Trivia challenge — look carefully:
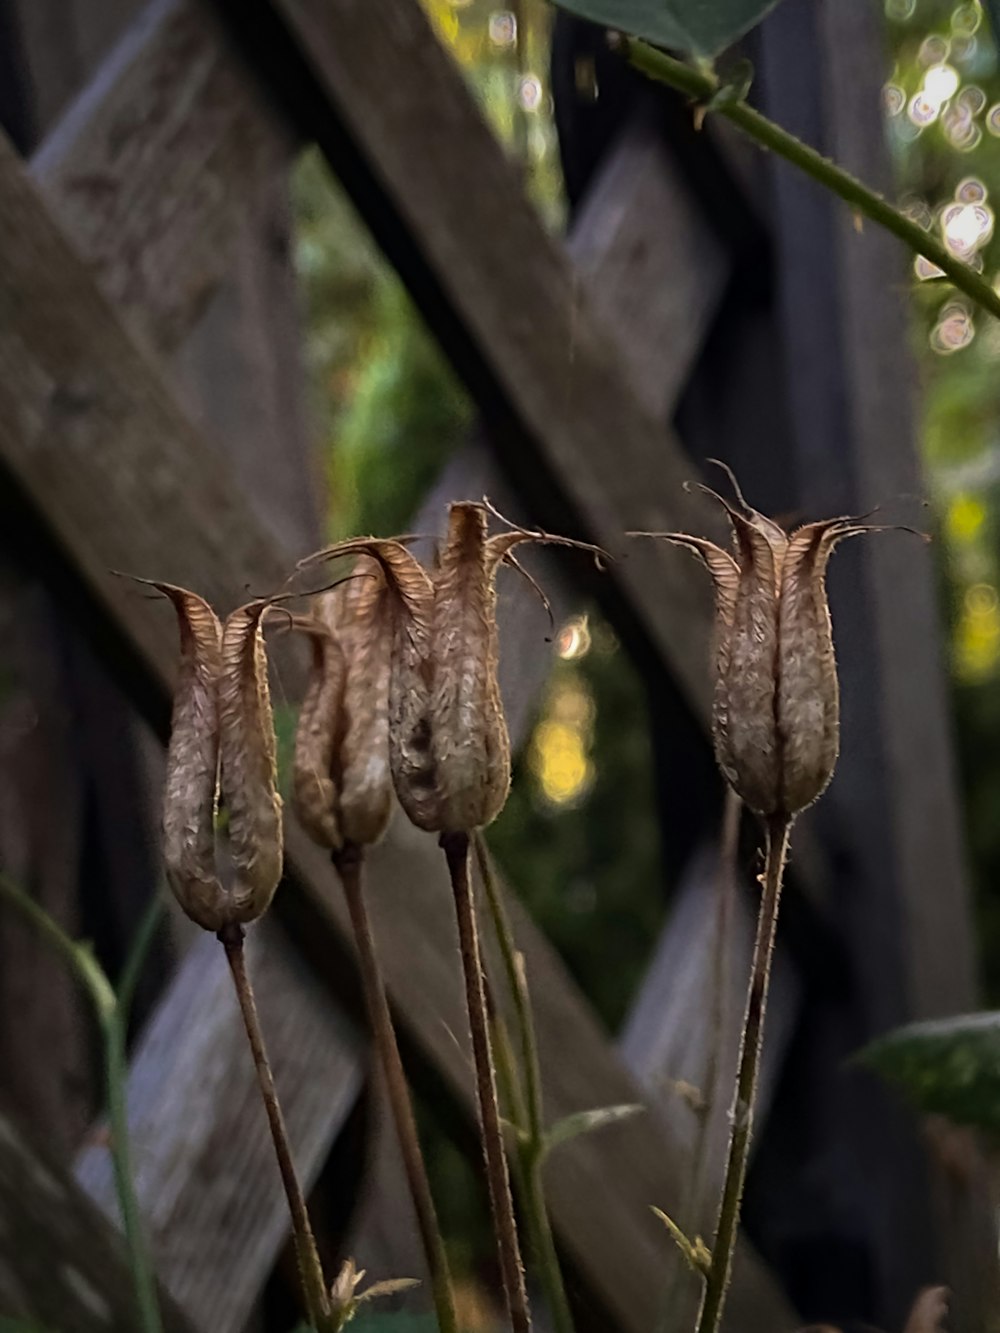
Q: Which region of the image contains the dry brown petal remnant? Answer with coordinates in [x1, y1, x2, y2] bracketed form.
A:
[291, 555, 394, 852]
[155, 583, 282, 932]
[634, 467, 890, 819]
[794, 1285, 949, 1333]
[299, 501, 602, 836]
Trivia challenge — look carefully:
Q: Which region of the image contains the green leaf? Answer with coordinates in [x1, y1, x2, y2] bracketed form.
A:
[857, 1012, 1000, 1133]
[548, 0, 787, 60]
[543, 1102, 643, 1157]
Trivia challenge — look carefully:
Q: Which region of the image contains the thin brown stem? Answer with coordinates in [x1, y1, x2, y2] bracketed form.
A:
[442, 830, 531, 1333]
[219, 924, 331, 1330]
[334, 844, 459, 1333]
[475, 833, 575, 1333]
[689, 792, 741, 1230]
[695, 814, 791, 1333]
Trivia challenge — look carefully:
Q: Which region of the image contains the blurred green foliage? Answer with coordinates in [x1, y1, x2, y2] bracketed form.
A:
[885, 0, 1000, 999]
[859, 1010, 1000, 1133]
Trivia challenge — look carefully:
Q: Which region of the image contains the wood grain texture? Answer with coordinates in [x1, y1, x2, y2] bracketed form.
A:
[76, 924, 364, 1330]
[0, 1110, 193, 1331]
[31, 0, 290, 358]
[0, 127, 792, 1330]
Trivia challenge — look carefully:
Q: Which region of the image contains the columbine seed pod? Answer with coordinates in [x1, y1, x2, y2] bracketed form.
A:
[157, 583, 225, 931]
[298, 502, 598, 836]
[291, 556, 394, 851]
[635, 474, 877, 819]
[218, 600, 284, 924]
[156, 584, 283, 931]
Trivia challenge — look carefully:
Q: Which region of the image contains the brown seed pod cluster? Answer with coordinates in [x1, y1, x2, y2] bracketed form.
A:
[156, 583, 283, 932]
[634, 469, 883, 819]
[298, 502, 601, 836]
[292, 556, 394, 852]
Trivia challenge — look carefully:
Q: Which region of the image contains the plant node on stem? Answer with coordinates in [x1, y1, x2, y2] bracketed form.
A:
[695, 815, 791, 1333]
[332, 842, 459, 1333]
[441, 830, 532, 1333]
[218, 922, 332, 1331]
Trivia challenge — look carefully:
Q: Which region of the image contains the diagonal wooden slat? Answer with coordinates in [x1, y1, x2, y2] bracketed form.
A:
[0, 123, 793, 1331]
[75, 924, 365, 1330]
[0, 1110, 194, 1331]
[30, 0, 290, 359]
[217, 0, 729, 721]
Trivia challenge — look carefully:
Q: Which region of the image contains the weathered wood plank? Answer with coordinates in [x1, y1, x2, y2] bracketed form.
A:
[0, 1110, 194, 1331]
[620, 842, 801, 1330]
[76, 924, 364, 1329]
[31, 0, 290, 359]
[0, 130, 791, 1330]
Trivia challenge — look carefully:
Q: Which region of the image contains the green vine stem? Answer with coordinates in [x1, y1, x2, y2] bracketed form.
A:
[474, 833, 575, 1333]
[333, 843, 459, 1333]
[622, 37, 1000, 324]
[441, 830, 532, 1333]
[219, 923, 333, 1332]
[0, 873, 164, 1333]
[695, 816, 791, 1333]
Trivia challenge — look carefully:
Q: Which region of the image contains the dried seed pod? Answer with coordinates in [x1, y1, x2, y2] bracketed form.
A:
[292, 614, 347, 851]
[634, 473, 880, 818]
[291, 556, 396, 851]
[329, 558, 395, 846]
[151, 580, 286, 931]
[219, 600, 284, 924]
[428, 503, 511, 832]
[157, 584, 226, 931]
[298, 503, 604, 835]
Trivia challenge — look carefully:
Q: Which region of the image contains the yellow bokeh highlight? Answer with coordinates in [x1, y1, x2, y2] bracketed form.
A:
[946, 491, 987, 544]
[956, 582, 1000, 681]
[530, 719, 593, 805]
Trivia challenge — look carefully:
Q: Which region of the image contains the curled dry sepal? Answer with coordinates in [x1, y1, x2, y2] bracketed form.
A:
[327, 1257, 420, 1332]
[152, 582, 283, 932]
[633, 467, 911, 819]
[299, 500, 603, 836]
[292, 555, 394, 853]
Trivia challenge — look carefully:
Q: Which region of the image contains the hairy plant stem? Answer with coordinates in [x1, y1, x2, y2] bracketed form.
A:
[623, 38, 1000, 324]
[219, 923, 332, 1331]
[475, 833, 575, 1333]
[688, 793, 741, 1234]
[333, 844, 459, 1333]
[441, 830, 531, 1333]
[0, 873, 164, 1333]
[695, 815, 791, 1333]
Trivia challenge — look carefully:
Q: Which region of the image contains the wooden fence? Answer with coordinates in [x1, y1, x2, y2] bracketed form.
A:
[0, 0, 988, 1330]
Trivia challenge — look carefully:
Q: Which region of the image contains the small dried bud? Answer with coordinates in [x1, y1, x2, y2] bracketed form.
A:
[328, 1257, 420, 1332]
[291, 557, 394, 851]
[903, 1288, 949, 1333]
[299, 502, 601, 835]
[154, 584, 283, 931]
[634, 470, 883, 819]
